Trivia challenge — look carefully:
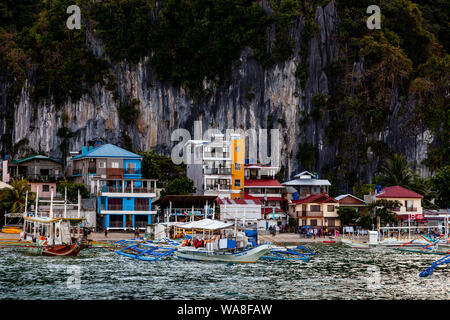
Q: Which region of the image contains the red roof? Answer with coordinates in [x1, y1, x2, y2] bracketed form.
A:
[376, 186, 423, 199]
[291, 193, 338, 204]
[216, 197, 262, 205]
[244, 179, 283, 187]
[262, 207, 285, 214]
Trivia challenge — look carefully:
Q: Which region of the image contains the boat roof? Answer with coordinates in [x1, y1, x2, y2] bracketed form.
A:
[177, 218, 234, 230]
[24, 216, 86, 223]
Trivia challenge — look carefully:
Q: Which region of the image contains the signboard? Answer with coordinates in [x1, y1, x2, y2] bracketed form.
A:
[411, 214, 424, 221]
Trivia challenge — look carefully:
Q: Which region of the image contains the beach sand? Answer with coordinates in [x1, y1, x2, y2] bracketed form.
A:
[0, 230, 368, 244]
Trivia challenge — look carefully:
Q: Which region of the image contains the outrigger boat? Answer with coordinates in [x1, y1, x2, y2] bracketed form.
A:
[15, 189, 88, 257]
[260, 245, 315, 261]
[113, 238, 180, 261]
[174, 219, 271, 263]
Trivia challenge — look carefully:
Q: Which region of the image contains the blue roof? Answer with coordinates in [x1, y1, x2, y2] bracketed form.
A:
[72, 144, 142, 160]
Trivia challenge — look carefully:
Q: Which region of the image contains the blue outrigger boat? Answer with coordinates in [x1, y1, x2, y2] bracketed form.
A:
[419, 254, 450, 277]
[114, 238, 180, 261]
[260, 245, 315, 262]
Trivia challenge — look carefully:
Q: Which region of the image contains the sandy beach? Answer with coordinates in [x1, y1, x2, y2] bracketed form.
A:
[0, 230, 368, 244]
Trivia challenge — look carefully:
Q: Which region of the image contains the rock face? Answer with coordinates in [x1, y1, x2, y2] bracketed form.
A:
[1, 1, 432, 190]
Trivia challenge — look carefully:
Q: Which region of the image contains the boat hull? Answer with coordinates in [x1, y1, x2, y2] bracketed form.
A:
[26, 243, 82, 257]
[175, 244, 271, 263]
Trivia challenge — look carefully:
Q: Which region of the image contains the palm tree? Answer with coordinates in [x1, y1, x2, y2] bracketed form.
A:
[375, 154, 416, 189]
[0, 178, 35, 213]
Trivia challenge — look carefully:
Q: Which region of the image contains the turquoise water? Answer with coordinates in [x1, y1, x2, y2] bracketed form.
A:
[0, 244, 448, 300]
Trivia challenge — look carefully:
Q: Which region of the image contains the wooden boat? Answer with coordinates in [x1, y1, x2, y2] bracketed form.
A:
[176, 244, 271, 263]
[341, 238, 372, 249]
[21, 215, 86, 257]
[173, 218, 272, 263]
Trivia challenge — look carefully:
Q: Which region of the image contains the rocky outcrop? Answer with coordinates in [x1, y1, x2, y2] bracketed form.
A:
[2, 1, 432, 190]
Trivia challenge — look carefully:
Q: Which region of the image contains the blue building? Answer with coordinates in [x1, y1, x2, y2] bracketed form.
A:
[70, 144, 157, 230]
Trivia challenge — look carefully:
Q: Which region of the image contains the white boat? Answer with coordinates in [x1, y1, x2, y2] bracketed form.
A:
[340, 238, 372, 249]
[176, 244, 271, 263]
[172, 218, 271, 263]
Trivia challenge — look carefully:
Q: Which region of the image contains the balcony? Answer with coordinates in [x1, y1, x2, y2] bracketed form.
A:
[406, 207, 417, 212]
[298, 211, 323, 218]
[205, 185, 231, 191]
[203, 152, 230, 159]
[106, 168, 123, 179]
[204, 168, 232, 175]
[101, 186, 156, 194]
[107, 204, 123, 211]
[124, 168, 142, 175]
[18, 174, 63, 182]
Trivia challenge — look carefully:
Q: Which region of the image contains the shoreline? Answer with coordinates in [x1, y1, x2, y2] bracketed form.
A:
[0, 231, 368, 244]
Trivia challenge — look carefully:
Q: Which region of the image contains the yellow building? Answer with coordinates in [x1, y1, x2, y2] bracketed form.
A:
[231, 135, 245, 199]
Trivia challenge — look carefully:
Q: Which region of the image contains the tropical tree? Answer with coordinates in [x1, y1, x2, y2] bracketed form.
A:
[159, 176, 196, 198]
[0, 178, 35, 213]
[367, 199, 401, 226]
[430, 166, 450, 208]
[56, 180, 90, 202]
[337, 207, 360, 226]
[375, 153, 416, 189]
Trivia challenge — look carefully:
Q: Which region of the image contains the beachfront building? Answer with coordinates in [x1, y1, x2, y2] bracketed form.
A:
[288, 194, 340, 231]
[335, 194, 367, 213]
[364, 185, 424, 220]
[217, 197, 265, 229]
[282, 171, 331, 200]
[243, 163, 288, 227]
[185, 133, 245, 199]
[4, 155, 64, 198]
[69, 143, 157, 230]
[152, 195, 218, 223]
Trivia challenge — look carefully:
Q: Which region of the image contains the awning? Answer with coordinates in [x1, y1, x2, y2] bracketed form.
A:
[177, 218, 234, 230]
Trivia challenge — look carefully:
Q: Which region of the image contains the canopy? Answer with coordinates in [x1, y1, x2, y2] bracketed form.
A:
[177, 218, 234, 230]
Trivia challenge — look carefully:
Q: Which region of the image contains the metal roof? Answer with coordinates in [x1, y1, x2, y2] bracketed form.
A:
[11, 155, 63, 165]
[282, 179, 331, 186]
[71, 144, 142, 160]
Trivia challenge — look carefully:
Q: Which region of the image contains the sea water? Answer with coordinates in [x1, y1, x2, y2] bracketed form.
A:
[0, 244, 448, 300]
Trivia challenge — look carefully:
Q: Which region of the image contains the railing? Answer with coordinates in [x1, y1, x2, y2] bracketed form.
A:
[406, 207, 417, 212]
[204, 168, 232, 175]
[106, 204, 123, 211]
[298, 211, 323, 217]
[205, 185, 231, 191]
[101, 186, 155, 194]
[72, 169, 81, 176]
[88, 168, 97, 174]
[17, 174, 64, 182]
[203, 152, 230, 158]
[134, 206, 149, 211]
[124, 168, 142, 175]
[135, 220, 147, 228]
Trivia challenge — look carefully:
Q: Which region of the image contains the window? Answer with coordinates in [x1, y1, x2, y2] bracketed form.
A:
[327, 205, 335, 212]
[310, 219, 317, 226]
[234, 179, 241, 187]
[310, 205, 321, 212]
[42, 185, 50, 192]
[99, 162, 106, 168]
[405, 200, 413, 208]
[234, 163, 241, 171]
[111, 162, 119, 168]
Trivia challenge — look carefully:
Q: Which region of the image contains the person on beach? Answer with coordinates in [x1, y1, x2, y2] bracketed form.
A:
[135, 228, 139, 238]
[104, 228, 108, 238]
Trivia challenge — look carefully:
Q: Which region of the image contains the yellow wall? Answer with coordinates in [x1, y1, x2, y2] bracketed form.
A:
[231, 138, 245, 199]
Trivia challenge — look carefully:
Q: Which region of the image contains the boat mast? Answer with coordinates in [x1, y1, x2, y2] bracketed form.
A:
[64, 187, 67, 219]
[49, 190, 53, 218]
[35, 187, 39, 216]
[24, 191, 28, 216]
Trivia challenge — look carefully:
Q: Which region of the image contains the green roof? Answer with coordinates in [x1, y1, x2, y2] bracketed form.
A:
[11, 155, 63, 165]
